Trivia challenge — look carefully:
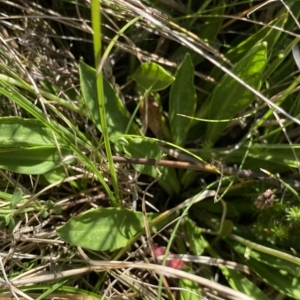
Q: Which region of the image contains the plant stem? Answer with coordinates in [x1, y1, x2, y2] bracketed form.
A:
[229, 233, 300, 266]
[91, 0, 120, 206]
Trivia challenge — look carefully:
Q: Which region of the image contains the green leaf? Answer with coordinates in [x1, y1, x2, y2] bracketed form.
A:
[198, 3, 225, 43]
[245, 144, 300, 170]
[8, 216, 15, 234]
[173, 233, 200, 300]
[36, 279, 68, 300]
[232, 242, 300, 278]
[3, 214, 12, 227]
[41, 210, 49, 218]
[196, 144, 300, 172]
[0, 216, 7, 228]
[79, 61, 140, 137]
[45, 200, 55, 209]
[220, 266, 271, 300]
[226, 14, 287, 63]
[0, 147, 73, 174]
[57, 208, 161, 251]
[198, 14, 287, 116]
[180, 276, 201, 300]
[246, 257, 300, 298]
[130, 62, 175, 92]
[0, 117, 66, 147]
[42, 167, 81, 190]
[171, 3, 225, 67]
[123, 137, 180, 195]
[183, 217, 207, 255]
[10, 188, 22, 209]
[169, 53, 196, 146]
[42, 167, 68, 184]
[53, 205, 63, 214]
[205, 42, 267, 145]
[219, 220, 234, 238]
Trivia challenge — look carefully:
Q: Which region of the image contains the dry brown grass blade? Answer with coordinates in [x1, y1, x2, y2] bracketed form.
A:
[3, 257, 254, 300]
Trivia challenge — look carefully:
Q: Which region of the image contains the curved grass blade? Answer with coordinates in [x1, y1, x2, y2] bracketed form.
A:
[0, 81, 115, 201]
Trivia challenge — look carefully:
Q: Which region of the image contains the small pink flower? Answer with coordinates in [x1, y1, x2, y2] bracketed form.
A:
[152, 245, 185, 270]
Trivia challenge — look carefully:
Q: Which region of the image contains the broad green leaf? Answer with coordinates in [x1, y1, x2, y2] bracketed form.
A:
[245, 144, 300, 169]
[79, 61, 140, 137]
[174, 232, 200, 300]
[42, 167, 68, 184]
[191, 201, 239, 220]
[204, 42, 267, 146]
[57, 208, 161, 251]
[180, 169, 196, 189]
[246, 257, 300, 298]
[130, 62, 175, 92]
[0, 81, 92, 150]
[180, 276, 201, 300]
[183, 217, 207, 255]
[196, 144, 300, 172]
[226, 14, 287, 63]
[231, 242, 300, 278]
[229, 238, 300, 297]
[219, 266, 271, 300]
[10, 188, 22, 209]
[219, 220, 234, 238]
[0, 117, 65, 147]
[123, 137, 180, 195]
[0, 147, 73, 174]
[264, 36, 300, 80]
[199, 13, 287, 105]
[198, 3, 225, 42]
[169, 53, 196, 146]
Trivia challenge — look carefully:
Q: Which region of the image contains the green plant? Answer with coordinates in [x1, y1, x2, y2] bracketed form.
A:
[1, 0, 300, 299]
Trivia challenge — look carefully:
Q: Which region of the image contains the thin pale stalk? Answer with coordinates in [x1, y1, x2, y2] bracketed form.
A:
[91, 0, 119, 206]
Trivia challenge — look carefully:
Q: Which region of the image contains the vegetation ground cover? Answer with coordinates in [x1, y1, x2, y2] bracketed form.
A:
[1, 0, 300, 299]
